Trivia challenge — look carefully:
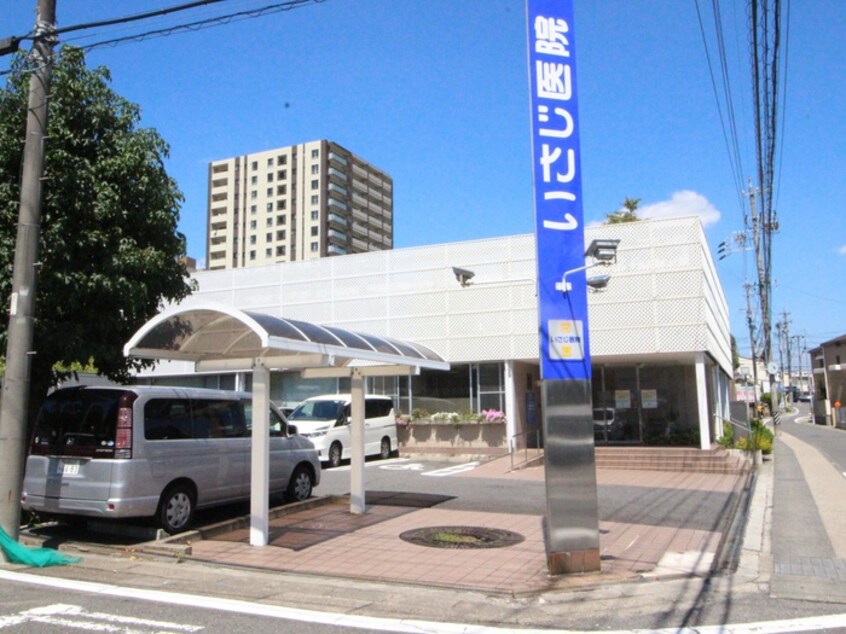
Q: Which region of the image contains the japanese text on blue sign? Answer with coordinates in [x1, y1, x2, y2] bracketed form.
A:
[528, 0, 590, 381]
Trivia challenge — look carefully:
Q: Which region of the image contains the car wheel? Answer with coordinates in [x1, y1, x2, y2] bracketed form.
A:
[328, 442, 343, 468]
[286, 466, 314, 502]
[380, 437, 391, 460]
[158, 483, 195, 534]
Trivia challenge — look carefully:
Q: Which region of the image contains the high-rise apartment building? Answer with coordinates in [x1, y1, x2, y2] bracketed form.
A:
[206, 140, 393, 270]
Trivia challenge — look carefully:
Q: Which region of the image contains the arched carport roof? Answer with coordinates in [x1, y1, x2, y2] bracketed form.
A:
[123, 303, 449, 545]
[123, 302, 449, 373]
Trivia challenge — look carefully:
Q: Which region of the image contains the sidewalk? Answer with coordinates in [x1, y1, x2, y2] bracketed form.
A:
[9, 455, 752, 600]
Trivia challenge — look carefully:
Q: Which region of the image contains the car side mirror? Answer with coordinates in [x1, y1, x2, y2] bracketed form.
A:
[287, 424, 298, 436]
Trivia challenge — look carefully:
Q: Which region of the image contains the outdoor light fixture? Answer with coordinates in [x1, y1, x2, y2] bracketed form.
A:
[555, 238, 621, 294]
[585, 238, 621, 263]
[452, 267, 475, 287]
[451, 266, 535, 289]
[585, 274, 611, 291]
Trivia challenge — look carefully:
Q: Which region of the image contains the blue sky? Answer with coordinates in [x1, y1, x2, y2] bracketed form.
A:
[3, 0, 844, 364]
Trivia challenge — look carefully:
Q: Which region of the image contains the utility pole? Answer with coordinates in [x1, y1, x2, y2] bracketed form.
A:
[744, 282, 760, 412]
[0, 0, 56, 539]
[775, 318, 785, 396]
[781, 311, 792, 402]
[745, 182, 777, 412]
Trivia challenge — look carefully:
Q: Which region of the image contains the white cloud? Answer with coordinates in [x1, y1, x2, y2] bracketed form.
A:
[639, 190, 721, 227]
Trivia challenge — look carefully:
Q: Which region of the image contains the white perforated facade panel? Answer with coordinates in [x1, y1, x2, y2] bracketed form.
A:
[161, 216, 730, 375]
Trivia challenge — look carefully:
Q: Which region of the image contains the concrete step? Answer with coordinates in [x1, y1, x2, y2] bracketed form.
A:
[594, 446, 751, 474]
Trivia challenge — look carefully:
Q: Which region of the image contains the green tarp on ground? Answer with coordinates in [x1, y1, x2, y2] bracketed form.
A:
[0, 526, 80, 567]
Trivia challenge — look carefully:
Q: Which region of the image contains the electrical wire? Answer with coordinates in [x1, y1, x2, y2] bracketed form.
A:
[51, 0, 230, 36]
[694, 0, 747, 219]
[74, 0, 325, 53]
[1, 0, 326, 78]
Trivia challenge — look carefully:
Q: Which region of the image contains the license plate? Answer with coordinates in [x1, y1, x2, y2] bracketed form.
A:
[61, 461, 80, 475]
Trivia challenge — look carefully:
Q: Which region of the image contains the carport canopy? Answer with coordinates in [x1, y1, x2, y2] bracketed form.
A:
[123, 302, 450, 546]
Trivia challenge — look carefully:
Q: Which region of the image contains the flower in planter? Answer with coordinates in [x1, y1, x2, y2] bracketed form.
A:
[481, 409, 506, 423]
[431, 412, 461, 423]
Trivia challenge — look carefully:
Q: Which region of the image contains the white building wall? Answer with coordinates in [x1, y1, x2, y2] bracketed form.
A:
[143, 216, 731, 378]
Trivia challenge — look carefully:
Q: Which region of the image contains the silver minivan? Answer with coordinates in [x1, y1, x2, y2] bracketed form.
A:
[21, 385, 321, 533]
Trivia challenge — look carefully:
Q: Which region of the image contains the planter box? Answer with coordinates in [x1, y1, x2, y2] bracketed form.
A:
[397, 422, 507, 456]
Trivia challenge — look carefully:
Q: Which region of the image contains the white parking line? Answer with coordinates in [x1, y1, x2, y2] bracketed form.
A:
[329, 457, 411, 472]
[421, 462, 480, 477]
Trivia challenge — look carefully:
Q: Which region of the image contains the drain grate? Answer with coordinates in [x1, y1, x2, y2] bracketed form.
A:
[400, 526, 525, 549]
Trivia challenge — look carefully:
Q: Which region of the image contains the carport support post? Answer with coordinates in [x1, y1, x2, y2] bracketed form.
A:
[350, 370, 366, 514]
[250, 362, 270, 546]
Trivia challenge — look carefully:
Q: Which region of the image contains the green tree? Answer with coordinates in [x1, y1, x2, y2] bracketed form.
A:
[730, 334, 740, 371]
[605, 197, 641, 224]
[0, 47, 194, 419]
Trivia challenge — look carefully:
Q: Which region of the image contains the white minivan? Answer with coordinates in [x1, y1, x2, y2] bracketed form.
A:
[287, 394, 397, 468]
[21, 385, 321, 533]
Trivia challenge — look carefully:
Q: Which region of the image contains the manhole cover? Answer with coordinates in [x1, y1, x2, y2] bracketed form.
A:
[400, 526, 525, 549]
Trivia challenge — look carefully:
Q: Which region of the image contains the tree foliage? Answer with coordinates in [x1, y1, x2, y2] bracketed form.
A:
[605, 197, 641, 224]
[0, 47, 194, 411]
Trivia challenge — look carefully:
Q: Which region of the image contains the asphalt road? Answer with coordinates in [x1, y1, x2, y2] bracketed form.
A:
[0, 576, 388, 634]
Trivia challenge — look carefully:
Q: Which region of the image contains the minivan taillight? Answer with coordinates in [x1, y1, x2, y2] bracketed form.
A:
[114, 393, 135, 459]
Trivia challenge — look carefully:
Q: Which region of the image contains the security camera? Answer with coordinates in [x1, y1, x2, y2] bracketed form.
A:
[452, 267, 475, 287]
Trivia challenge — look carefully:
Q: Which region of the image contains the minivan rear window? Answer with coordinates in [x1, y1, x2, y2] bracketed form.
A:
[30, 388, 123, 457]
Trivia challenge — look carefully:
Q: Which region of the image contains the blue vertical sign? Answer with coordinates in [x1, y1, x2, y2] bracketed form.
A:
[527, 0, 589, 382]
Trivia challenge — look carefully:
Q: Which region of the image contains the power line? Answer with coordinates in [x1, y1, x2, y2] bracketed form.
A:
[74, 0, 326, 53]
[53, 0, 231, 36]
[2, 0, 326, 77]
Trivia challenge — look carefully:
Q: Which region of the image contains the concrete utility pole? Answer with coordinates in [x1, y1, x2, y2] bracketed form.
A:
[745, 183, 777, 409]
[780, 310, 792, 401]
[744, 282, 760, 411]
[0, 0, 56, 539]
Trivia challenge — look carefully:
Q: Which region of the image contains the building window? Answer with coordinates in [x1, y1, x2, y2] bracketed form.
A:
[311, 149, 319, 159]
[278, 155, 286, 165]
[267, 157, 274, 167]
[249, 250, 256, 260]
[311, 210, 318, 221]
[266, 218, 273, 227]
[266, 188, 273, 197]
[276, 200, 286, 210]
[311, 164, 319, 175]
[250, 236, 256, 245]
[266, 232, 272, 242]
[277, 215, 286, 225]
[250, 190, 257, 200]
[277, 185, 286, 196]
[277, 170, 287, 180]
[276, 230, 286, 240]
[250, 205, 257, 214]
[266, 248, 272, 258]
[310, 226, 318, 237]
[250, 220, 257, 230]
[311, 179, 319, 190]
[276, 245, 286, 256]
[310, 242, 319, 252]
[266, 203, 273, 212]
[251, 161, 258, 170]
[267, 172, 274, 182]
[250, 175, 258, 185]
[311, 195, 318, 205]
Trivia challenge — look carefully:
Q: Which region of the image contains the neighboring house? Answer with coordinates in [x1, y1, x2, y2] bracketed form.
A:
[137, 216, 733, 450]
[809, 335, 846, 427]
